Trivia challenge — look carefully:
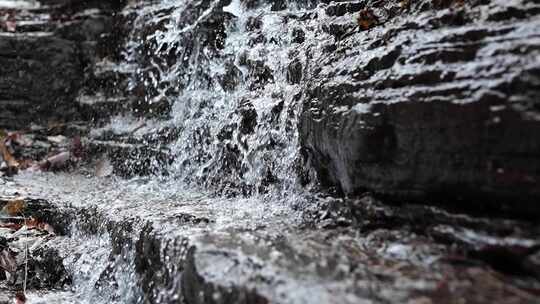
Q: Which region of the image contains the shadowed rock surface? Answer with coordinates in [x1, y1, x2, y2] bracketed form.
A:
[299, 0, 540, 216]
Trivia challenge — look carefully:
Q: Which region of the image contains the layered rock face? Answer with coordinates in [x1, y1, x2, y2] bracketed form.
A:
[0, 0, 127, 129]
[299, 0, 540, 215]
[0, 33, 82, 129]
[121, 0, 540, 214]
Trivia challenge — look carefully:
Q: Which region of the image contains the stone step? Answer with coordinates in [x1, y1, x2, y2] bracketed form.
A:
[2, 174, 538, 303]
[83, 138, 173, 177]
[77, 94, 132, 122]
[12, 19, 55, 32]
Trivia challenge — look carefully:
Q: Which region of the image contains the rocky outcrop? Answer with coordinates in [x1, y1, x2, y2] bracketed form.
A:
[121, 0, 540, 207]
[0, 1, 128, 129]
[299, 0, 540, 216]
[0, 1, 168, 177]
[5, 174, 539, 304]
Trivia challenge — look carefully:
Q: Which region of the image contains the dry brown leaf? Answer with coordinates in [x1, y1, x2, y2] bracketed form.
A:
[0, 139, 19, 170]
[399, 0, 411, 9]
[25, 217, 55, 234]
[0, 222, 22, 230]
[5, 10, 16, 33]
[14, 292, 26, 304]
[5, 20, 16, 32]
[40, 151, 71, 171]
[1, 198, 26, 216]
[72, 136, 83, 158]
[356, 9, 378, 31]
[17, 159, 35, 170]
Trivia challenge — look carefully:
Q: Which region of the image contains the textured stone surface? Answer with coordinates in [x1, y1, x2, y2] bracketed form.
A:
[299, 0, 540, 215]
[0, 34, 82, 129]
[0, 1, 128, 130]
[5, 173, 539, 304]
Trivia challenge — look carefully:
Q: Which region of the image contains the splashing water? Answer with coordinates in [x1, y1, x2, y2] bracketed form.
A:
[122, 0, 325, 197]
[9, 1, 347, 302]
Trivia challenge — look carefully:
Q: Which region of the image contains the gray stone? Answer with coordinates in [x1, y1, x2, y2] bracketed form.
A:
[299, 0, 540, 216]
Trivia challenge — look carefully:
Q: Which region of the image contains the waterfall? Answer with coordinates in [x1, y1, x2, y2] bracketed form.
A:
[121, 0, 321, 197]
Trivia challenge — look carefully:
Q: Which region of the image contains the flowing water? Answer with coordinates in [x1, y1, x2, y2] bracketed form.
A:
[4, 0, 539, 302]
[7, 3, 331, 302]
[121, 0, 325, 195]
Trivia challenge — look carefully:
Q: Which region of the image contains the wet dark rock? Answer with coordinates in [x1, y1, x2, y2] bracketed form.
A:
[0, 0, 130, 130]
[40, 0, 127, 12]
[325, 1, 365, 17]
[290, 28, 305, 44]
[182, 247, 269, 304]
[218, 61, 243, 92]
[85, 139, 174, 177]
[286, 60, 303, 84]
[300, 0, 540, 217]
[134, 223, 189, 304]
[245, 16, 262, 31]
[55, 15, 113, 43]
[2, 0, 540, 302]
[0, 35, 83, 128]
[247, 60, 274, 90]
[237, 102, 258, 135]
[134, 223, 166, 301]
[27, 247, 72, 289]
[242, 0, 289, 11]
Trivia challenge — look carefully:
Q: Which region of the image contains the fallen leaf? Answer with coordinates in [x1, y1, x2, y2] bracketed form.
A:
[399, 0, 410, 9]
[1, 199, 26, 216]
[71, 136, 83, 158]
[356, 9, 378, 30]
[5, 10, 16, 33]
[10, 134, 33, 148]
[5, 20, 16, 32]
[17, 159, 35, 170]
[0, 223, 22, 231]
[0, 138, 19, 174]
[25, 217, 55, 235]
[14, 291, 26, 304]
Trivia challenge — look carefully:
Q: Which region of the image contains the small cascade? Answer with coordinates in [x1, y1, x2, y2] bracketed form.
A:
[2, 0, 540, 303]
[121, 0, 323, 196]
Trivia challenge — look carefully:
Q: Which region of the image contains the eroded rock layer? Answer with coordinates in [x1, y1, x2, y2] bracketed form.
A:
[299, 0, 540, 215]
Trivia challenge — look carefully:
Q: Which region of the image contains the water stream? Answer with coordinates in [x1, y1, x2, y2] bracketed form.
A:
[3, 0, 540, 302]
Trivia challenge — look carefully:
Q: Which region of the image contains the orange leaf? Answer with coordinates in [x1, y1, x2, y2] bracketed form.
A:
[25, 217, 55, 234]
[356, 9, 378, 30]
[0, 223, 22, 230]
[1, 198, 26, 216]
[0, 138, 19, 170]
